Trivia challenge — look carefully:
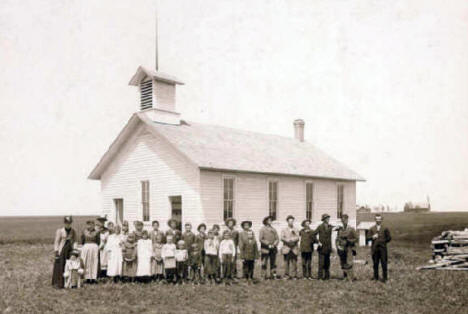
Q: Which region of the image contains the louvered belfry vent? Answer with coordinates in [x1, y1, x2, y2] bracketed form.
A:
[140, 80, 153, 110]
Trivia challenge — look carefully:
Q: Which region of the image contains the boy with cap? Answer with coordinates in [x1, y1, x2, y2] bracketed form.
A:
[367, 214, 391, 282]
[300, 219, 316, 280]
[314, 214, 334, 280]
[259, 216, 279, 280]
[238, 221, 254, 278]
[240, 230, 259, 284]
[281, 215, 300, 280]
[336, 214, 357, 281]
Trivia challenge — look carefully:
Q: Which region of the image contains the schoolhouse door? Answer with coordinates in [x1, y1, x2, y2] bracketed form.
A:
[114, 198, 124, 225]
[169, 196, 182, 231]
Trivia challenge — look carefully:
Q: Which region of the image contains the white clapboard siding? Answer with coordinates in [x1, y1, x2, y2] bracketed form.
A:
[100, 124, 202, 231]
[200, 170, 357, 236]
[154, 80, 176, 112]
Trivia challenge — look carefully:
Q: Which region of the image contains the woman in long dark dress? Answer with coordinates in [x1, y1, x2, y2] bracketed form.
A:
[52, 216, 77, 288]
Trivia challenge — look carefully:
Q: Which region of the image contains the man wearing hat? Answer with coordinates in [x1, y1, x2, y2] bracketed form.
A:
[225, 218, 239, 278]
[166, 219, 181, 243]
[367, 214, 391, 282]
[335, 214, 357, 280]
[314, 213, 334, 280]
[259, 216, 279, 280]
[281, 215, 300, 280]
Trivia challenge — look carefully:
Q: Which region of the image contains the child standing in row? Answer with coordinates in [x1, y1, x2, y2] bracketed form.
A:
[136, 230, 152, 282]
[106, 225, 124, 282]
[151, 233, 164, 282]
[204, 230, 219, 284]
[240, 230, 259, 284]
[162, 235, 177, 283]
[189, 242, 202, 284]
[122, 233, 137, 282]
[175, 240, 188, 284]
[219, 230, 236, 284]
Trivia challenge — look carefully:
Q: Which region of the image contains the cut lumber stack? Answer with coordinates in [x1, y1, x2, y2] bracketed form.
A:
[417, 228, 468, 271]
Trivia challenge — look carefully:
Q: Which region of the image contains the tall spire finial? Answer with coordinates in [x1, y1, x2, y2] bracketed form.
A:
[155, 0, 159, 71]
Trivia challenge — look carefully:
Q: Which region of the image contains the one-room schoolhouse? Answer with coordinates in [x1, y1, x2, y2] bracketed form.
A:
[88, 66, 365, 234]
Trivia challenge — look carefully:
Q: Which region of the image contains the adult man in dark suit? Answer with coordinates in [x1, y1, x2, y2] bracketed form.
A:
[336, 214, 357, 280]
[367, 214, 392, 282]
[314, 214, 334, 280]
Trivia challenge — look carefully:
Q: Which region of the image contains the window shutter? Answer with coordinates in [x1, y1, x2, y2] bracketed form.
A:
[140, 80, 153, 110]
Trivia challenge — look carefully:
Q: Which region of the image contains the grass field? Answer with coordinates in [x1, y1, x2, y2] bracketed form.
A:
[0, 212, 467, 313]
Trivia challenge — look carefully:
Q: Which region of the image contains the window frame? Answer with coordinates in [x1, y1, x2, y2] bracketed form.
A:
[305, 181, 314, 221]
[222, 175, 236, 221]
[267, 179, 279, 221]
[141, 180, 150, 222]
[337, 183, 345, 219]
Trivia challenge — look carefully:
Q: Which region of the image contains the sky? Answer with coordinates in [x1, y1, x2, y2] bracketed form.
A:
[0, 0, 467, 215]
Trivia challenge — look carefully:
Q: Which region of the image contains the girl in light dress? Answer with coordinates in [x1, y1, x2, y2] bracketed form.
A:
[136, 230, 153, 282]
[106, 224, 124, 282]
[63, 249, 84, 289]
[151, 233, 164, 282]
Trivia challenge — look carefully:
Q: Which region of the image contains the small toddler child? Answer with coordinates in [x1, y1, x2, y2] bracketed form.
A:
[63, 249, 84, 289]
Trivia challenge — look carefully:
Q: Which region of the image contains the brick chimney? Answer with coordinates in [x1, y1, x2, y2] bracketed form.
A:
[293, 119, 305, 142]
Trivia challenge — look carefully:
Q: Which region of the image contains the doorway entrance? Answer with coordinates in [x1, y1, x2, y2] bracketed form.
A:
[169, 196, 182, 231]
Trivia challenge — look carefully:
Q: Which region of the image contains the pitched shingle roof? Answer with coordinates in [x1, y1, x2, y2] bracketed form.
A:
[148, 120, 364, 181]
[89, 113, 365, 181]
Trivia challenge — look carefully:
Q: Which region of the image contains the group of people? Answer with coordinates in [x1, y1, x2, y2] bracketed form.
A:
[51, 213, 391, 289]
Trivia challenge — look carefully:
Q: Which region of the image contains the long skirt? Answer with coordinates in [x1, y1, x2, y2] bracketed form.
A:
[122, 260, 137, 277]
[100, 248, 109, 270]
[107, 249, 123, 277]
[81, 243, 99, 280]
[51, 240, 73, 288]
[151, 259, 164, 275]
[136, 255, 152, 277]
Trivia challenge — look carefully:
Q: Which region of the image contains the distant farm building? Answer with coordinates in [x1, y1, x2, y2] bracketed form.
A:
[88, 66, 365, 234]
[404, 197, 431, 213]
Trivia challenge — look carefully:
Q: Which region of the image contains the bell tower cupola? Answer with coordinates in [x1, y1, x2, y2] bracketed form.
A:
[128, 66, 184, 125]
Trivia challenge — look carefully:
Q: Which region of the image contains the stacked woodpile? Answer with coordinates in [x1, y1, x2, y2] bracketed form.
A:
[417, 229, 468, 271]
